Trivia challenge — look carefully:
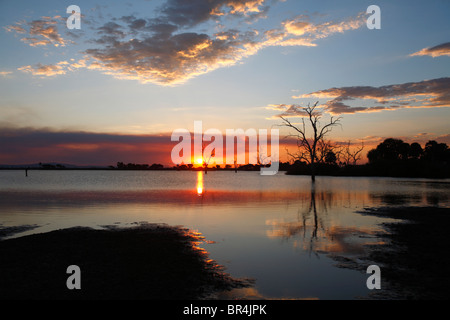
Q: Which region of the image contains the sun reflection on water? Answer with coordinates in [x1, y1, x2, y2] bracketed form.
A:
[196, 171, 204, 196]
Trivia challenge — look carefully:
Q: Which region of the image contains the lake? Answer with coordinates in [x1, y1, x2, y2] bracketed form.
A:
[0, 170, 449, 299]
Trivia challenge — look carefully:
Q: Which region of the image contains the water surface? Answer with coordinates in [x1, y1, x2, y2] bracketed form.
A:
[0, 170, 448, 299]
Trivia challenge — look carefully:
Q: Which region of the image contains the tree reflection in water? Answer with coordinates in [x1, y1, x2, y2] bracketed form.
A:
[266, 181, 383, 259]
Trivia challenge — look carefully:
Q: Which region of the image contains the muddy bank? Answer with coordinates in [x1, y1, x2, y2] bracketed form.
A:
[355, 206, 450, 300]
[0, 224, 252, 300]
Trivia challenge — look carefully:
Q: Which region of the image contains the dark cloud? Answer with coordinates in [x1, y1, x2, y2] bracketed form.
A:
[0, 127, 284, 166]
[77, 1, 273, 84]
[160, 0, 268, 27]
[84, 25, 258, 84]
[128, 18, 147, 30]
[0, 128, 174, 166]
[97, 22, 126, 38]
[284, 77, 450, 115]
[147, 22, 179, 35]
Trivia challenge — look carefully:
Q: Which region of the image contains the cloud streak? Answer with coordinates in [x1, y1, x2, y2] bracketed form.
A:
[410, 42, 450, 58]
[0, 71, 13, 78]
[18, 62, 68, 77]
[0, 126, 284, 166]
[270, 78, 450, 117]
[0, 128, 174, 166]
[16, 59, 88, 77]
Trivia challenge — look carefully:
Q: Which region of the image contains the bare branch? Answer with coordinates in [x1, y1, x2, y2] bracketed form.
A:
[279, 101, 342, 181]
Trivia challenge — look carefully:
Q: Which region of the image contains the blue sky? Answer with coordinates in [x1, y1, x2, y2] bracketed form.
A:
[0, 0, 449, 165]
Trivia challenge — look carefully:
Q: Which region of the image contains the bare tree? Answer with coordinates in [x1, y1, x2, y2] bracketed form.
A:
[256, 145, 271, 168]
[280, 102, 342, 182]
[339, 140, 365, 166]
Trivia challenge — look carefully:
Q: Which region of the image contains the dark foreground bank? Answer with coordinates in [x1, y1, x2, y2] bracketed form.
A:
[0, 224, 251, 300]
[351, 206, 450, 300]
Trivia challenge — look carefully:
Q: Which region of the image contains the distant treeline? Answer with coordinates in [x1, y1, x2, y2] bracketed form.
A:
[286, 139, 450, 178]
[114, 139, 449, 178]
[116, 162, 164, 170]
[114, 162, 274, 172]
[4, 139, 448, 178]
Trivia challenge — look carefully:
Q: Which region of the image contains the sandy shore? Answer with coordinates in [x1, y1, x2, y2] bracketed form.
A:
[0, 223, 252, 300]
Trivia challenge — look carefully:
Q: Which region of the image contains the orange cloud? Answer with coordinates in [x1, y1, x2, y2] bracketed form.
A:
[17, 59, 90, 78]
[227, 0, 266, 14]
[0, 71, 13, 78]
[18, 63, 66, 77]
[6, 16, 67, 47]
[410, 42, 450, 58]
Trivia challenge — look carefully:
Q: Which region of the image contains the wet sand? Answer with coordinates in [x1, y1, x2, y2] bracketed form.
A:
[0, 223, 252, 300]
[353, 206, 450, 300]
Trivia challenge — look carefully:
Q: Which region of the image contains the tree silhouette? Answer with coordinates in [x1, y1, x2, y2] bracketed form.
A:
[409, 142, 423, 160]
[367, 138, 410, 162]
[367, 139, 449, 178]
[280, 102, 342, 182]
[324, 150, 337, 165]
[339, 140, 365, 166]
[423, 140, 449, 162]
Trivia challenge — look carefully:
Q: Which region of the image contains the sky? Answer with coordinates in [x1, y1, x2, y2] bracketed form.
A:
[0, 0, 449, 166]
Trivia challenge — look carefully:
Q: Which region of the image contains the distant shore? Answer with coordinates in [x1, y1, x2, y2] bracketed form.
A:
[1, 163, 448, 178]
[0, 166, 450, 180]
[0, 224, 252, 300]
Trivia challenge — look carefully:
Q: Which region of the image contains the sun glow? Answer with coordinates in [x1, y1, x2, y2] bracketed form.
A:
[195, 157, 204, 165]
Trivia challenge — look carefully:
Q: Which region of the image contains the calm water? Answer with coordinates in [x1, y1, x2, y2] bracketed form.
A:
[1, 170, 449, 299]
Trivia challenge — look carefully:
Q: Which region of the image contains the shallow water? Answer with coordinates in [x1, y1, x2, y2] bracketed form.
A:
[0, 170, 449, 299]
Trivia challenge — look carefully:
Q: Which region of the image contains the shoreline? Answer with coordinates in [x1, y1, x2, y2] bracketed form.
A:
[337, 206, 450, 300]
[2, 168, 449, 180]
[0, 223, 252, 300]
[2, 206, 449, 300]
